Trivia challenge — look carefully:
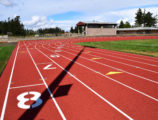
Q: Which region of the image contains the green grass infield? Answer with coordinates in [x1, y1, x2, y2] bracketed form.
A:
[0, 43, 16, 76]
[77, 39, 158, 57]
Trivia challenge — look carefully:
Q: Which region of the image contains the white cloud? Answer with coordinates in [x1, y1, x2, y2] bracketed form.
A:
[23, 6, 158, 31]
[1, 0, 158, 19]
[111, 7, 158, 25]
[0, 0, 12, 6]
[23, 16, 56, 30]
[23, 16, 78, 31]
[1, 0, 158, 30]
[54, 20, 78, 31]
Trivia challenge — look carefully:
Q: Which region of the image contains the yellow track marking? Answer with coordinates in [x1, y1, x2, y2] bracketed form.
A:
[92, 58, 102, 60]
[106, 71, 123, 75]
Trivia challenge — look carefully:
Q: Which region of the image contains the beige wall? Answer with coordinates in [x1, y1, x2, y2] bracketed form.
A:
[86, 28, 117, 36]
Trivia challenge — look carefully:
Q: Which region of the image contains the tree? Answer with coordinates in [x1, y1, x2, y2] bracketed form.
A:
[76, 26, 83, 33]
[124, 21, 131, 28]
[119, 20, 124, 28]
[25, 29, 35, 35]
[70, 26, 83, 33]
[0, 16, 26, 36]
[135, 8, 157, 27]
[13, 16, 26, 35]
[119, 21, 131, 28]
[144, 12, 157, 27]
[37, 27, 65, 35]
[135, 8, 144, 27]
[70, 27, 74, 33]
[74, 26, 78, 33]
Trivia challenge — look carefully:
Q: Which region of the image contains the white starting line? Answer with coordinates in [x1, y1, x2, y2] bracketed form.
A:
[10, 83, 44, 89]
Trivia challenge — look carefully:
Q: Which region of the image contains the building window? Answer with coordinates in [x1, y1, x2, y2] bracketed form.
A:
[87, 24, 101, 28]
[103, 25, 115, 28]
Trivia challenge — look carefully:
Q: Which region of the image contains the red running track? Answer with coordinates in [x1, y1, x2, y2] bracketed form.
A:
[0, 36, 158, 120]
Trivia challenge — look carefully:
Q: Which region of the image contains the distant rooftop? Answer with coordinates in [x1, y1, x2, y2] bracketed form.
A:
[117, 27, 158, 31]
[77, 21, 117, 26]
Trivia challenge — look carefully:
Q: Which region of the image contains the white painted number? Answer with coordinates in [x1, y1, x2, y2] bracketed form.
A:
[17, 91, 43, 109]
[54, 50, 61, 52]
[43, 64, 56, 70]
[50, 54, 60, 58]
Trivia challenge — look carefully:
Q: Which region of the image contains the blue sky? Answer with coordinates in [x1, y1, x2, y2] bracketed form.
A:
[0, 0, 158, 31]
[48, 11, 84, 21]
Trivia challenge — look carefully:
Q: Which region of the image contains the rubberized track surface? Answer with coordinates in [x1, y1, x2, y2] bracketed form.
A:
[0, 36, 158, 120]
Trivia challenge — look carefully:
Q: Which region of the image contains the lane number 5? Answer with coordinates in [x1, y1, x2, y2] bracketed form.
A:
[17, 91, 43, 109]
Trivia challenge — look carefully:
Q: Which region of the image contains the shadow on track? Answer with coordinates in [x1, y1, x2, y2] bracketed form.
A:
[82, 45, 96, 48]
[19, 47, 85, 120]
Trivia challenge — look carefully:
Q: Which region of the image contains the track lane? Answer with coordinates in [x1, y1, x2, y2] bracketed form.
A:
[25, 43, 66, 120]
[28, 43, 132, 119]
[42, 43, 158, 97]
[74, 44, 158, 64]
[43, 44, 158, 98]
[37, 43, 158, 120]
[63, 37, 158, 65]
[50, 45, 158, 83]
[49, 40, 158, 73]
[1, 36, 158, 120]
[62, 43, 158, 70]
[46, 43, 158, 84]
[0, 43, 19, 119]
[1, 42, 63, 120]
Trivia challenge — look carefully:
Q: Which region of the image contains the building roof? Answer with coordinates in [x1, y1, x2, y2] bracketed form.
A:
[117, 27, 158, 31]
[77, 21, 117, 26]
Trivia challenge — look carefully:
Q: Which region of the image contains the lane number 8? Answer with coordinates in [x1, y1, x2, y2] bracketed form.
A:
[17, 91, 43, 109]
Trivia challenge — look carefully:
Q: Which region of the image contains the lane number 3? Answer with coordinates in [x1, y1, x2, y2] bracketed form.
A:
[17, 91, 43, 109]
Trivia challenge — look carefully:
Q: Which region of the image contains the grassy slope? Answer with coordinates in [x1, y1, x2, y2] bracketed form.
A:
[77, 39, 158, 57]
[0, 44, 16, 76]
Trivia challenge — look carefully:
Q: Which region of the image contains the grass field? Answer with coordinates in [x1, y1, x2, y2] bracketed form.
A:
[77, 39, 158, 57]
[0, 43, 16, 76]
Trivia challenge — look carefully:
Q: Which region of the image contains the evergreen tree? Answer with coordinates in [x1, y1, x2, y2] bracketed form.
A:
[70, 26, 83, 33]
[135, 8, 157, 27]
[135, 8, 143, 27]
[74, 26, 78, 33]
[119, 20, 131, 28]
[37, 27, 65, 35]
[13, 16, 26, 35]
[119, 20, 125, 28]
[70, 27, 74, 33]
[144, 12, 157, 27]
[0, 16, 26, 36]
[124, 21, 131, 28]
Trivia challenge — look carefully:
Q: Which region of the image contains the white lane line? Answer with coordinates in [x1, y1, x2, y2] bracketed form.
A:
[67, 45, 158, 67]
[36, 47, 133, 120]
[0, 43, 19, 120]
[10, 83, 44, 89]
[43, 46, 158, 102]
[25, 44, 66, 120]
[36, 62, 52, 65]
[49, 44, 158, 83]
[54, 46, 158, 85]
[78, 47, 158, 67]
[66, 43, 158, 66]
[63, 46, 158, 74]
[86, 47, 158, 63]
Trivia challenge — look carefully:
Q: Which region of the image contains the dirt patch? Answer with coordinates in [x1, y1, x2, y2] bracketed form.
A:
[123, 50, 158, 58]
[0, 42, 17, 46]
